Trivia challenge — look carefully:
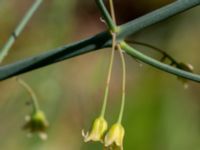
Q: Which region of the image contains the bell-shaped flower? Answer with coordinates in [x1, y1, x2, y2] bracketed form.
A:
[82, 116, 108, 142]
[104, 123, 125, 149]
[23, 110, 49, 140]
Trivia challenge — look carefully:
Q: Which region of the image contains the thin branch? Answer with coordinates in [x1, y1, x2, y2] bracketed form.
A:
[0, 0, 43, 63]
[120, 42, 200, 83]
[118, 0, 200, 39]
[0, 32, 112, 80]
[0, 0, 199, 81]
[95, 0, 117, 32]
[126, 40, 179, 66]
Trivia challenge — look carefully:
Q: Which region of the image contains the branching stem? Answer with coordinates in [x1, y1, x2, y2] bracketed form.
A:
[120, 42, 200, 83]
[96, 0, 117, 32]
[0, 0, 199, 82]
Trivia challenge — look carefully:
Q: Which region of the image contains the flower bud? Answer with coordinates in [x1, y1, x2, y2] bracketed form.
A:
[23, 110, 49, 140]
[82, 116, 108, 142]
[177, 62, 194, 73]
[177, 62, 194, 88]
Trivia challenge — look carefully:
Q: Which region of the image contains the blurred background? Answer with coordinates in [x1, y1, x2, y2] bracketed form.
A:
[0, 0, 200, 150]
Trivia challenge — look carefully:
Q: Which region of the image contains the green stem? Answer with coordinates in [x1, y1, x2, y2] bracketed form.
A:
[95, 0, 118, 32]
[109, 0, 116, 24]
[117, 45, 126, 123]
[126, 40, 179, 65]
[100, 33, 116, 117]
[120, 42, 200, 83]
[0, 0, 43, 63]
[16, 77, 40, 113]
[118, 0, 200, 40]
[100, 0, 117, 117]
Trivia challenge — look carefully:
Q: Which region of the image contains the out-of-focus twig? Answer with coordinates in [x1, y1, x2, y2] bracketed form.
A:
[0, 0, 43, 63]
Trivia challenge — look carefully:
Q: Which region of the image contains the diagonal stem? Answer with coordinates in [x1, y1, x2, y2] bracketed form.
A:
[120, 42, 200, 83]
[0, 0, 43, 63]
[95, 0, 117, 32]
[118, 0, 200, 39]
[126, 40, 179, 66]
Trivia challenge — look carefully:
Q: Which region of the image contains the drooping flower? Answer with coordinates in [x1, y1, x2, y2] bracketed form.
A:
[104, 123, 125, 150]
[23, 110, 49, 140]
[82, 116, 108, 142]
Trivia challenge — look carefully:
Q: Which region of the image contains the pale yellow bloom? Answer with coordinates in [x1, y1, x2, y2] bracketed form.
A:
[104, 123, 125, 149]
[82, 116, 108, 142]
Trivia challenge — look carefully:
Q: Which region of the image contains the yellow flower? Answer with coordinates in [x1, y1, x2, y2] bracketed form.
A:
[23, 110, 49, 140]
[104, 123, 125, 149]
[82, 116, 108, 142]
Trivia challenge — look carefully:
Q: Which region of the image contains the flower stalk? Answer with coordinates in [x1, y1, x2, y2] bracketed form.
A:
[99, 0, 118, 118]
[16, 77, 39, 113]
[117, 45, 126, 124]
[100, 32, 116, 117]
